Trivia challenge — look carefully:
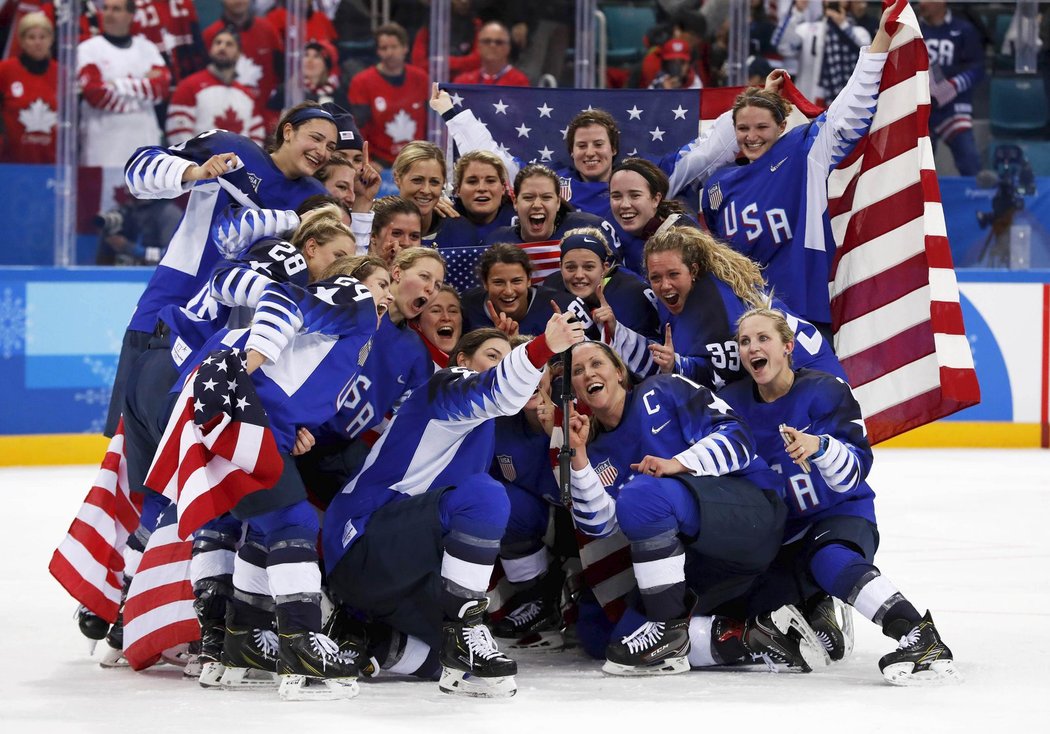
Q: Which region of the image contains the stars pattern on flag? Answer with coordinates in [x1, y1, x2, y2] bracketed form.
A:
[444, 84, 700, 173]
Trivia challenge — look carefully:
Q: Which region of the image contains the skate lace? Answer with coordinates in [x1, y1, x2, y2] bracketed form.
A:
[896, 628, 921, 650]
[463, 624, 504, 663]
[814, 630, 834, 653]
[308, 632, 342, 662]
[507, 601, 542, 626]
[620, 622, 665, 655]
[754, 652, 783, 673]
[253, 629, 279, 659]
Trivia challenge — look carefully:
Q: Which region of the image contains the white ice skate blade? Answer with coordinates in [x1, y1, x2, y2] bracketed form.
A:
[881, 659, 963, 686]
[506, 630, 566, 653]
[161, 643, 191, 668]
[98, 646, 128, 669]
[438, 668, 517, 698]
[182, 656, 203, 679]
[278, 674, 360, 701]
[835, 598, 855, 661]
[86, 639, 98, 656]
[220, 666, 280, 689]
[197, 661, 226, 688]
[601, 654, 689, 677]
[771, 605, 831, 671]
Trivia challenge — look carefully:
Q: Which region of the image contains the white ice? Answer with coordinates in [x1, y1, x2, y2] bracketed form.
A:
[3, 448, 1049, 733]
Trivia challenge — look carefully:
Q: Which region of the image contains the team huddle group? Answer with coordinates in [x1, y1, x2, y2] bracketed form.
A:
[66, 3, 960, 701]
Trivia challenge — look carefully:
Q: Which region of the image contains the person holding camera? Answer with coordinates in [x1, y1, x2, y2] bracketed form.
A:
[648, 38, 702, 90]
[776, 0, 871, 105]
[94, 197, 182, 266]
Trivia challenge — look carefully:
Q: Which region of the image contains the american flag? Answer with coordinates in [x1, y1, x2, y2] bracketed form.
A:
[145, 348, 284, 540]
[826, 0, 980, 443]
[122, 506, 197, 671]
[442, 84, 701, 175]
[49, 421, 143, 623]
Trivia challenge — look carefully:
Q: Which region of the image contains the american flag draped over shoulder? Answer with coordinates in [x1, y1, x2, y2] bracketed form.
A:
[49, 421, 143, 622]
[122, 506, 197, 671]
[442, 84, 701, 173]
[145, 348, 284, 540]
[826, 0, 980, 443]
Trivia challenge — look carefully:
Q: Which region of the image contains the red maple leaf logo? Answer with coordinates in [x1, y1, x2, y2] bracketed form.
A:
[214, 107, 244, 135]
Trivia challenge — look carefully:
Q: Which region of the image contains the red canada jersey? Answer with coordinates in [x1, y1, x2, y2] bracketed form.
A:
[165, 68, 264, 146]
[0, 56, 57, 162]
[132, 0, 204, 83]
[452, 65, 530, 87]
[265, 6, 336, 44]
[203, 16, 282, 110]
[347, 65, 429, 164]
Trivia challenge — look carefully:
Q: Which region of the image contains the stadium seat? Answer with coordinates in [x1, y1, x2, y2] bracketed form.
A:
[601, 3, 657, 65]
[989, 76, 1048, 135]
[196, 0, 224, 28]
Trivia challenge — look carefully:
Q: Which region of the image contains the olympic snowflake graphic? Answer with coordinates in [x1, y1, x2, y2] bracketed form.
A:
[18, 98, 57, 134]
[73, 330, 121, 433]
[0, 287, 26, 359]
[385, 109, 417, 144]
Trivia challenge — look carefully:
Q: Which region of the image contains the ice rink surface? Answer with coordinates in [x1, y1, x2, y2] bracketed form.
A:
[3, 448, 1049, 733]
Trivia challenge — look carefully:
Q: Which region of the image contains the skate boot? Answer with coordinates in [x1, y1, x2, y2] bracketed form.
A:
[439, 598, 517, 698]
[322, 606, 379, 679]
[878, 611, 961, 686]
[193, 585, 228, 687]
[276, 631, 362, 701]
[603, 616, 691, 676]
[75, 605, 110, 655]
[492, 573, 565, 652]
[743, 605, 830, 673]
[98, 606, 128, 668]
[804, 593, 854, 662]
[219, 622, 280, 689]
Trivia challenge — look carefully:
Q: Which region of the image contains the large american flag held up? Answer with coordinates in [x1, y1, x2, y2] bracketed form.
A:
[442, 84, 701, 174]
[826, 0, 980, 443]
[49, 421, 143, 622]
[145, 348, 284, 540]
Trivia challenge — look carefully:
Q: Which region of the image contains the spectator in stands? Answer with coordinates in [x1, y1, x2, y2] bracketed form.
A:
[265, 0, 337, 45]
[131, 0, 207, 84]
[512, 0, 572, 85]
[166, 27, 264, 147]
[776, 0, 871, 105]
[453, 21, 529, 87]
[640, 9, 712, 89]
[0, 12, 57, 163]
[347, 22, 428, 167]
[94, 195, 181, 266]
[412, 0, 480, 80]
[203, 0, 283, 129]
[918, 0, 985, 176]
[648, 38, 702, 89]
[269, 38, 343, 109]
[76, 0, 170, 167]
[846, 1, 880, 39]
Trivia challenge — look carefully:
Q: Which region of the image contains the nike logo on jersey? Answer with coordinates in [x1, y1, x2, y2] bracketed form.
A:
[397, 375, 406, 385]
[769, 157, 789, 173]
[651, 420, 671, 435]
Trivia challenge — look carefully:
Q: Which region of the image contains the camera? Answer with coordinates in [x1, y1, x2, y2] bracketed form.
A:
[976, 145, 1036, 229]
[93, 210, 125, 236]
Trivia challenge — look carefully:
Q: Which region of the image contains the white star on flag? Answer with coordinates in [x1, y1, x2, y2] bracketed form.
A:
[193, 399, 205, 412]
[649, 127, 665, 141]
[450, 91, 464, 107]
[538, 146, 554, 161]
[559, 127, 568, 138]
[235, 396, 250, 410]
[672, 105, 688, 120]
[201, 379, 217, 391]
[227, 380, 238, 391]
[537, 103, 553, 118]
[493, 99, 508, 114]
[626, 105, 643, 120]
[515, 123, 531, 138]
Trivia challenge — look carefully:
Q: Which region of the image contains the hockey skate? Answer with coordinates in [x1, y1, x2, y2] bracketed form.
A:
[276, 631, 361, 701]
[804, 594, 854, 662]
[98, 608, 128, 668]
[219, 623, 280, 689]
[603, 615, 691, 677]
[75, 605, 109, 655]
[743, 605, 830, 673]
[439, 599, 517, 698]
[322, 605, 379, 678]
[879, 611, 961, 686]
[493, 569, 566, 652]
[193, 591, 227, 687]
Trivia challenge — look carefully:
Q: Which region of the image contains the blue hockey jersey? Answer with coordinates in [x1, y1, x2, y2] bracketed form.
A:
[323, 340, 550, 572]
[491, 411, 560, 505]
[544, 265, 660, 341]
[719, 368, 876, 541]
[461, 283, 598, 339]
[432, 199, 517, 292]
[124, 129, 327, 333]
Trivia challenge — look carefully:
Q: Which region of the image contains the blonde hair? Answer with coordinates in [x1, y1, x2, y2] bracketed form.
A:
[454, 150, 508, 190]
[569, 341, 631, 440]
[644, 227, 766, 308]
[18, 11, 53, 38]
[291, 206, 354, 250]
[393, 246, 447, 273]
[319, 254, 389, 282]
[392, 140, 446, 183]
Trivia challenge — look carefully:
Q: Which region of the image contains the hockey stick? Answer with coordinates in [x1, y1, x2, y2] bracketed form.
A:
[558, 349, 574, 507]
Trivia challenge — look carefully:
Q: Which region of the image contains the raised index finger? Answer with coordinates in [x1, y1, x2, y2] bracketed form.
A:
[550, 299, 562, 315]
[362, 140, 370, 168]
